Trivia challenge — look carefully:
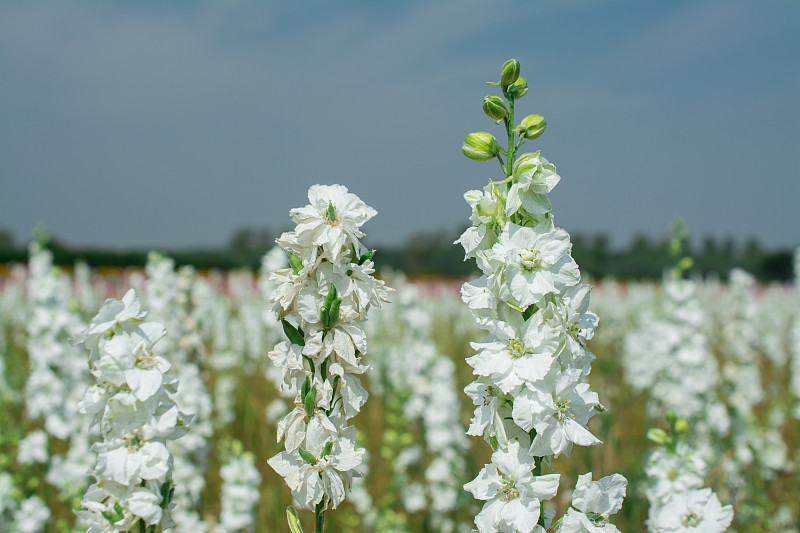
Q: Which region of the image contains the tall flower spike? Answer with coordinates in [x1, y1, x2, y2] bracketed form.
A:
[458, 58, 626, 533]
[75, 288, 192, 532]
[268, 184, 391, 531]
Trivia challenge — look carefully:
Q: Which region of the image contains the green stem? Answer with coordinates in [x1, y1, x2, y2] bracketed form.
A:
[496, 154, 507, 174]
[505, 95, 516, 177]
[534, 457, 545, 528]
[488, 175, 514, 186]
[315, 500, 325, 533]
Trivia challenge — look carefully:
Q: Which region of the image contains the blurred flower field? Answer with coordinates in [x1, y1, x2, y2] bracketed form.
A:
[0, 244, 798, 532]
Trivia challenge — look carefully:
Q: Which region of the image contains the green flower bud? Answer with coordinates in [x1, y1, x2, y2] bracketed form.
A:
[326, 201, 337, 225]
[357, 249, 375, 265]
[462, 132, 500, 162]
[303, 384, 317, 417]
[298, 447, 317, 465]
[320, 440, 334, 459]
[516, 114, 547, 139]
[507, 76, 528, 99]
[327, 297, 342, 327]
[324, 284, 338, 309]
[500, 58, 520, 86]
[674, 418, 689, 434]
[646, 428, 669, 445]
[482, 95, 508, 121]
[288, 252, 303, 275]
[287, 507, 305, 533]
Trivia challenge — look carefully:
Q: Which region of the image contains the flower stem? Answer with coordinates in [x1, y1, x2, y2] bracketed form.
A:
[315, 500, 325, 533]
[504, 93, 516, 177]
[534, 457, 545, 528]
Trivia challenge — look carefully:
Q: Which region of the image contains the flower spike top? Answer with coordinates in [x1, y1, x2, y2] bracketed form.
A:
[282, 184, 377, 262]
[458, 58, 627, 533]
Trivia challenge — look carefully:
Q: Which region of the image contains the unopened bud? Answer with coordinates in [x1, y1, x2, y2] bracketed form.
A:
[516, 114, 547, 139]
[287, 507, 304, 533]
[298, 447, 317, 465]
[320, 440, 334, 459]
[303, 384, 317, 416]
[500, 59, 520, 86]
[482, 96, 508, 121]
[462, 132, 500, 162]
[507, 76, 528, 99]
[328, 298, 341, 326]
[646, 428, 669, 445]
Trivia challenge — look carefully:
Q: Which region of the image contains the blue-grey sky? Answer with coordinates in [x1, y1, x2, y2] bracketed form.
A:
[1, 0, 798, 251]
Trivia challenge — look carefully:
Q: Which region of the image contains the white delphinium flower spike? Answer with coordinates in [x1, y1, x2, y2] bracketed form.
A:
[268, 184, 391, 529]
[75, 289, 192, 532]
[458, 58, 626, 532]
[217, 447, 262, 533]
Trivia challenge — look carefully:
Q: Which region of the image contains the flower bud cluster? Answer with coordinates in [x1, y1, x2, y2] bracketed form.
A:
[74, 289, 192, 531]
[458, 59, 626, 533]
[267, 184, 392, 514]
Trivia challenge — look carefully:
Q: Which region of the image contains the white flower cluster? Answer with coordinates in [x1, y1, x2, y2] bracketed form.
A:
[457, 151, 626, 532]
[267, 184, 392, 512]
[23, 242, 95, 500]
[644, 446, 733, 533]
[623, 276, 721, 421]
[141, 255, 214, 530]
[0, 472, 50, 533]
[217, 450, 262, 533]
[24, 242, 88, 441]
[75, 289, 192, 531]
[361, 280, 470, 532]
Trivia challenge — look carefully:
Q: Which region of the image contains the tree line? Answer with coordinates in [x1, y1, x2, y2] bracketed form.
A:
[0, 227, 794, 282]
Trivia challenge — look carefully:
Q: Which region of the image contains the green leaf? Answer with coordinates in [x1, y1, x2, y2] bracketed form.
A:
[521, 303, 538, 321]
[281, 320, 305, 346]
[301, 376, 311, 402]
[288, 252, 303, 275]
[299, 446, 317, 465]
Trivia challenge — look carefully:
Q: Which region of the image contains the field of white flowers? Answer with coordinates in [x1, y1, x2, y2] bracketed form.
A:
[2, 58, 798, 533]
[0, 241, 798, 532]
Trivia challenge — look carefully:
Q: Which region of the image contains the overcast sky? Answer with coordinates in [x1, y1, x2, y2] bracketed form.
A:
[1, 0, 798, 251]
